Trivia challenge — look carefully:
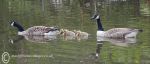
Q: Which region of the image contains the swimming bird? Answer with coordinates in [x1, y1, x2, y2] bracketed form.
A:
[91, 14, 143, 38]
[10, 20, 60, 36]
[73, 30, 89, 40]
[60, 29, 75, 36]
[59, 29, 76, 40]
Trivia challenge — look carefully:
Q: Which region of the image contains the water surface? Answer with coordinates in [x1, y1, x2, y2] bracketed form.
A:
[0, 0, 150, 64]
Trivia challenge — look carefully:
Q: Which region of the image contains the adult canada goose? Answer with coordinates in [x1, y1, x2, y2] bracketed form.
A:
[91, 14, 143, 38]
[10, 21, 59, 36]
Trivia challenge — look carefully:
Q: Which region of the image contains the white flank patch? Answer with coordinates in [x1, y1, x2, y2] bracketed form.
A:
[125, 32, 138, 38]
[97, 31, 105, 37]
[18, 31, 25, 35]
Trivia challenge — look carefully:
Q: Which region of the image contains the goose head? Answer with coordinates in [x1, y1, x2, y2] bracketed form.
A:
[91, 14, 104, 31]
[91, 14, 100, 20]
[10, 21, 19, 27]
[10, 20, 24, 32]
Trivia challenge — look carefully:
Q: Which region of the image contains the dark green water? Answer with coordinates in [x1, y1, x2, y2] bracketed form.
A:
[0, 0, 150, 64]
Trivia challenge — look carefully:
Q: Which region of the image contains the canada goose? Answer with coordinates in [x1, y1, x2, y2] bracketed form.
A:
[91, 14, 143, 38]
[10, 21, 59, 35]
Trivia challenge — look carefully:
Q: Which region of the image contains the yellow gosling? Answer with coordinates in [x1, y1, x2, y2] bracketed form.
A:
[60, 29, 76, 40]
[74, 30, 89, 41]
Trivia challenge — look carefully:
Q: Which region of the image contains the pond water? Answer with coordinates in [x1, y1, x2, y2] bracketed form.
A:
[0, 0, 150, 64]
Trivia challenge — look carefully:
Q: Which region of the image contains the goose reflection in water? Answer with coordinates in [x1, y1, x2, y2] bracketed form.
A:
[10, 35, 57, 43]
[9, 35, 24, 44]
[97, 37, 137, 47]
[80, 41, 103, 63]
[10, 34, 89, 43]
[85, 37, 137, 61]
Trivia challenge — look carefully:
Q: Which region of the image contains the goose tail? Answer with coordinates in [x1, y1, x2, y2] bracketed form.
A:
[138, 29, 143, 32]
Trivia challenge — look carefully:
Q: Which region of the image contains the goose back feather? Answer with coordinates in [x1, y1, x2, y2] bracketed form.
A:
[103, 28, 140, 38]
[25, 26, 58, 35]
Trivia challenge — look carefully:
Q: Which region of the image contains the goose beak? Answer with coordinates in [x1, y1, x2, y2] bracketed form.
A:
[91, 15, 95, 20]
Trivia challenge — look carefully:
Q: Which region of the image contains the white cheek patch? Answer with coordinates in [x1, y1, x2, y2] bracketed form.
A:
[11, 22, 14, 26]
[96, 15, 100, 19]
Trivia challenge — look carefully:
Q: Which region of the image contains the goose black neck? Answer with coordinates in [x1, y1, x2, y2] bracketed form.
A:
[97, 19, 104, 31]
[14, 23, 24, 32]
[95, 41, 103, 58]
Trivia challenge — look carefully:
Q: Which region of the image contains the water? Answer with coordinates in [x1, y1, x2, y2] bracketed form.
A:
[0, 0, 150, 64]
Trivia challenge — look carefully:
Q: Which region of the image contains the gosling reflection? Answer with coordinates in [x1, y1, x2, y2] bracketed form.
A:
[97, 37, 137, 47]
[61, 35, 89, 41]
